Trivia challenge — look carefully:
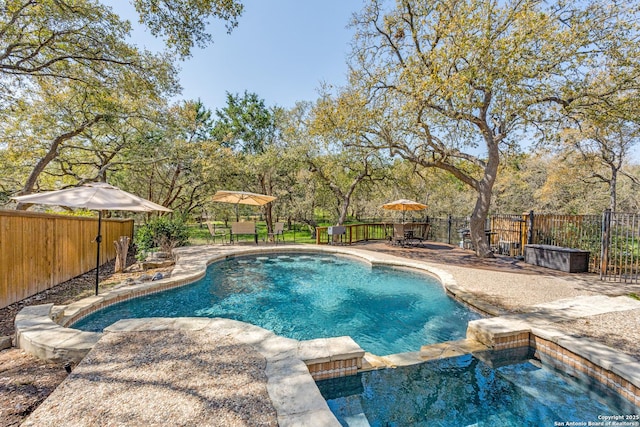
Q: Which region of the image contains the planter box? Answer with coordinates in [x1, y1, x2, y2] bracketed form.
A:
[524, 244, 590, 273]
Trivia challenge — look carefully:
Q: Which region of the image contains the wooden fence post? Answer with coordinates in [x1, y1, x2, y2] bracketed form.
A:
[600, 209, 611, 280]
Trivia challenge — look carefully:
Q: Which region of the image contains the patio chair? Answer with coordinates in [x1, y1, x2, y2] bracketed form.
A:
[205, 221, 227, 244]
[408, 223, 431, 244]
[391, 223, 406, 246]
[267, 222, 285, 244]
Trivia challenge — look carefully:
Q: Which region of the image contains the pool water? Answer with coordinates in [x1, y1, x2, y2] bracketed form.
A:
[317, 354, 640, 426]
[73, 253, 480, 355]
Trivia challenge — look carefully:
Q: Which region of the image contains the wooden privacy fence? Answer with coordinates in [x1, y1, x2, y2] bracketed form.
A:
[0, 210, 134, 309]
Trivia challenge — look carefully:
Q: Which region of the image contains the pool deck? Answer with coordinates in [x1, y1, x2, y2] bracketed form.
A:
[15, 242, 640, 425]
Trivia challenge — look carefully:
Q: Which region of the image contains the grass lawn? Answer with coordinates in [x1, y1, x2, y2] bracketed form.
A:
[187, 221, 317, 245]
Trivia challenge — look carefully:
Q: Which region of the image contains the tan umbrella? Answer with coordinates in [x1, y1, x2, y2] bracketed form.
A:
[212, 190, 276, 206]
[382, 199, 428, 222]
[212, 190, 276, 222]
[12, 182, 172, 294]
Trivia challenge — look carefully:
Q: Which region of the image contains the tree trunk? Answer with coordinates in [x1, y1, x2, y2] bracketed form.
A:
[16, 115, 105, 208]
[260, 176, 274, 234]
[114, 236, 131, 273]
[609, 167, 617, 212]
[469, 145, 500, 258]
[337, 195, 350, 225]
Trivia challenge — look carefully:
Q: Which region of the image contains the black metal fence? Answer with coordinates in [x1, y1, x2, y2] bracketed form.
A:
[600, 211, 640, 283]
[424, 211, 637, 283]
[428, 215, 471, 246]
[324, 210, 639, 282]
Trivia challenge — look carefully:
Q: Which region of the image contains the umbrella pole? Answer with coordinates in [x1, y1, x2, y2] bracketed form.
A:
[95, 211, 102, 296]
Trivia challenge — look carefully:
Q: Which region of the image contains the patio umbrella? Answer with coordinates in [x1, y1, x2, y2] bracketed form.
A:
[11, 182, 172, 295]
[212, 190, 276, 221]
[212, 190, 276, 206]
[382, 199, 428, 223]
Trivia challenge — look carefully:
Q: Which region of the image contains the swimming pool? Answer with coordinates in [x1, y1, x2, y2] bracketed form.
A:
[73, 252, 481, 355]
[317, 353, 640, 426]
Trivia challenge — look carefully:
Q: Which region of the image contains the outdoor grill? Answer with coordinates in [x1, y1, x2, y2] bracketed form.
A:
[327, 226, 346, 245]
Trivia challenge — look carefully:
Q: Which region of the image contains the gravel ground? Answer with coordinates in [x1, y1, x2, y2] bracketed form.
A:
[555, 310, 640, 361]
[0, 349, 68, 426]
[21, 330, 277, 427]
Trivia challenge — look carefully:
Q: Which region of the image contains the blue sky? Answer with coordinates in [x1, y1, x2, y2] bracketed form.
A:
[105, 1, 639, 163]
[107, 0, 363, 112]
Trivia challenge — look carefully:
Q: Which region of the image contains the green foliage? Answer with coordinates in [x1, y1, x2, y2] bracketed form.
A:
[134, 216, 189, 259]
[45, 209, 95, 218]
[185, 221, 317, 245]
[133, 0, 244, 59]
[211, 91, 275, 154]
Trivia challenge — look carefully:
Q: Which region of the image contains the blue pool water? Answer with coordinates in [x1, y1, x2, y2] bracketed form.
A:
[73, 253, 480, 355]
[317, 354, 640, 426]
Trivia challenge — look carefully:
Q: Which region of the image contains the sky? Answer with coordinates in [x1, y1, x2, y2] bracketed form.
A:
[107, 0, 363, 112]
[105, 1, 639, 163]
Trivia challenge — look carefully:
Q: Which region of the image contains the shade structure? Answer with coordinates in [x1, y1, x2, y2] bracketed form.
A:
[12, 182, 172, 295]
[212, 190, 276, 206]
[212, 190, 276, 222]
[12, 182, 171, 212]
[382, 199, 428, 222]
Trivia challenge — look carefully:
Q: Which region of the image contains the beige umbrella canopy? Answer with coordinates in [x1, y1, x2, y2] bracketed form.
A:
[12, 182, 172, 212]
[212, 190, 276, 222]
[382, 199, 428, 222]
[12, 182, 172, 295]
[212, 190, 276, 206]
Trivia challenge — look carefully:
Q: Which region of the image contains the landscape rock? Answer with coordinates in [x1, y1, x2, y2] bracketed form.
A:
[0, 335, 12, 350]
[121, 278, 136, 286]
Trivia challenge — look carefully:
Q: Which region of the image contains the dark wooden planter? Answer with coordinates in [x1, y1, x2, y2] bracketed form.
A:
[524, 244, 590, 273]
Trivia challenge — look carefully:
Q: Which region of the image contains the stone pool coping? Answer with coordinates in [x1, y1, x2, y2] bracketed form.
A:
[15, 244, 640, 422]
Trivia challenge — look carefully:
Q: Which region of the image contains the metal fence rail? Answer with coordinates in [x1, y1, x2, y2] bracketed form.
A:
[428, 215, 470, 246]
[317, 210, 639, 282]
[601, 211, 640, 283]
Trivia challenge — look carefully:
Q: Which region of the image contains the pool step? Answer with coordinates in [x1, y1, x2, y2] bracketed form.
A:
[340, 399, 370, 427]
[360, 339, 489, 371]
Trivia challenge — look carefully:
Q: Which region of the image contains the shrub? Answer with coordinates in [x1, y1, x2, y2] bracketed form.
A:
[134, 216, 189, 259]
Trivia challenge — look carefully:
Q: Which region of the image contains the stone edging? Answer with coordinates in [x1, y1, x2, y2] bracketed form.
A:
[13, 245, 458, 426]
[15, 245, 463, 363]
